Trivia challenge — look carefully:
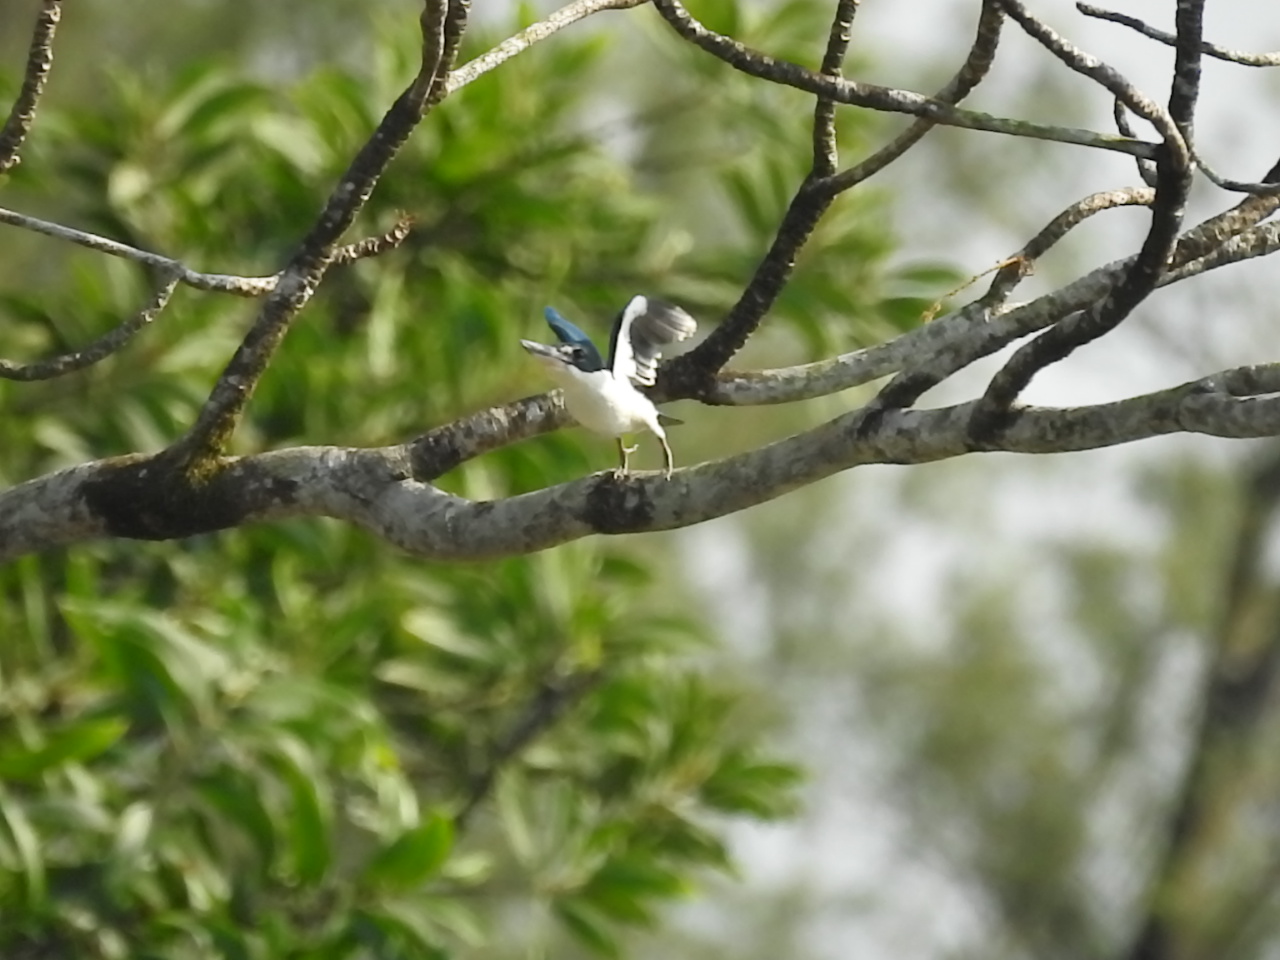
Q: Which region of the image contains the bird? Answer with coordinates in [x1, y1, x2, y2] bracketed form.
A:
[520, 295, 697, 478]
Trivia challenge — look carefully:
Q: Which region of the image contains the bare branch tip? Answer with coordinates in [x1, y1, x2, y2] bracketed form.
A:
[0, 0, 64, 173]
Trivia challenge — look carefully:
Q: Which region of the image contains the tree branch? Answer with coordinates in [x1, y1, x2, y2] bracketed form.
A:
[650, 0, 1159, 160]
[662, 0, 1005, 395]
[0, 205, 412, 296]
[390, 203, 1280, 483]
[0, 270, 181, 381]
[1078, 3, 1280, 67]
[174, 0, 472, 463]
[810, 0, 862, 178]
[858, 187, 1154, 426]
[0, 0, 61, 174]
[6, 364, 1280, 564]
[967, 0, 1195, 438]
[457, 668, 604, 828]
[445, 0, 649, 95]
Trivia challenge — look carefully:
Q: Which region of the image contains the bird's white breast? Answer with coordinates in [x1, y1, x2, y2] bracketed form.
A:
[549, 367, 661, 438]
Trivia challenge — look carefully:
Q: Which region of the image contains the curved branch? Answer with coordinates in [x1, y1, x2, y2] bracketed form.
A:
[5, 364, 1280, 564]
[859, 188, 1154, 423]
[0, 270, 180, 381]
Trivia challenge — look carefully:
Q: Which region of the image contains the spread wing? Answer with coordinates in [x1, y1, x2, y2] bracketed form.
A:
[607, 296, 697, 386]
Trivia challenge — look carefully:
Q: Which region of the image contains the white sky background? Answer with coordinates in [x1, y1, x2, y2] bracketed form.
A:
[676, 2, 1280, 958]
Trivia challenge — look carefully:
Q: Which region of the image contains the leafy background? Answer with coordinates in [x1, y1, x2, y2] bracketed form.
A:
[0, 2, 928, 957]
[6, 1, 1280, 959]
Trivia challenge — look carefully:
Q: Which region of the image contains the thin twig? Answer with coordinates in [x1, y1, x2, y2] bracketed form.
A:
[0, 205, 277, 296]
[456, 669, 603, 827]
[860, 188, 1154, 427]
[0, 205, 414, 296]
[651, 0, 1159, 160]
[1113, 97, 1159, 187]
[826, 0, 1004, 193]
[811, 0, 861, 178]
[1173, 154, 1280, 266]
[1079, 3, 1280, 67]
[0, 0, 62, 174]
[331, 214, 415, 265]
[0, 270, 180, 381]
[1190, 141, 1280, 196]
[445, 0, 648, 95]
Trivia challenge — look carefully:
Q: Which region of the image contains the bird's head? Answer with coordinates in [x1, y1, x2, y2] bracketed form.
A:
[520, 307, 605, 374]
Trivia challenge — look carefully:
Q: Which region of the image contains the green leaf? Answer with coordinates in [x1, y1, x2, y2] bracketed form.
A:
[700, 751, 804, 818]
[354, 899, 447, 959]
[554, 897, 621, 959]
[196, 768, 278, 869]
[0, 716, 129, 780]
[586, 856, 689, 920]
[364, 813, 454, 891]
[0, 790, 46, 908]
[270, 736, 333, 885]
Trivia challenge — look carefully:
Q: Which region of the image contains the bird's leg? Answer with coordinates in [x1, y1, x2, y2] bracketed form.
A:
[659, 435, 674, 479]
[615, 437, 637, 477]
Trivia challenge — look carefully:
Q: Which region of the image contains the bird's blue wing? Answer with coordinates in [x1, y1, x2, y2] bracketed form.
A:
[544, 306, 604, 371]
[607, 295, 697, 386]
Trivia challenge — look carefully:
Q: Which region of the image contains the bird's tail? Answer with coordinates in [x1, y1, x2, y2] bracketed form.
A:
[657, 413, 684, 427]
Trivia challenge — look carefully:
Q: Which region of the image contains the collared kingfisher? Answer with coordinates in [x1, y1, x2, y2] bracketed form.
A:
[520, 295, 697, 478]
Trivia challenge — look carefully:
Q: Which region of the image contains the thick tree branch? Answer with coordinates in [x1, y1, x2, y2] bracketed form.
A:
[5, 364, 1280, 564]
[0, 0, 61, 174]
[409, 394, 571, 482]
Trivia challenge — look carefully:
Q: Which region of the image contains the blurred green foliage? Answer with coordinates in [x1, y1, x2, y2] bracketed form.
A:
[0, 2, 937, 957]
